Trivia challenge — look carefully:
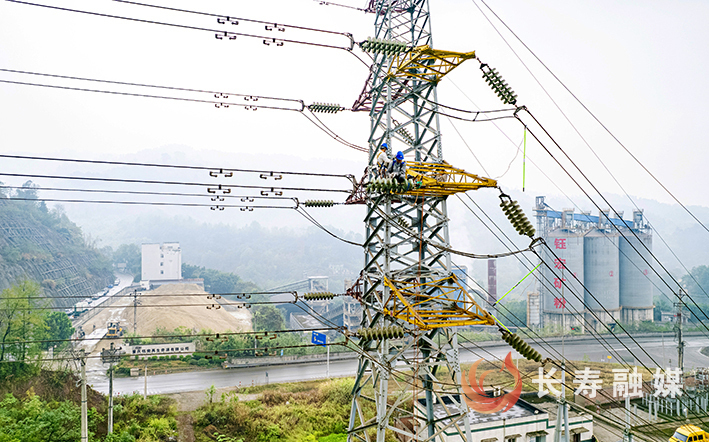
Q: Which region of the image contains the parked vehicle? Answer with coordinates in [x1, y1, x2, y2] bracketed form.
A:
[670, 425, 707, 442]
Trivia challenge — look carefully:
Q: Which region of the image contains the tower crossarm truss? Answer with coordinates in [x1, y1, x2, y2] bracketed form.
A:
[406, 161, 497, 196]
[389, 45, 476, 83]
[382, 275, 496, 329]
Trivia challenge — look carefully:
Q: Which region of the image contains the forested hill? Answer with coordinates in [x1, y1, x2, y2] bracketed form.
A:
[0, 182, 113, 308]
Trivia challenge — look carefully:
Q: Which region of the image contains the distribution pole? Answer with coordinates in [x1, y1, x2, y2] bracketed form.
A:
[80, 349, 88, 442]
[108, 364, 114, 433]
[624, 394, 633, 442]
[144, 361, 148, 399]
[132, 290, 139, 334]
[101, 343, 122, 434]
[675, 290, 685, 372]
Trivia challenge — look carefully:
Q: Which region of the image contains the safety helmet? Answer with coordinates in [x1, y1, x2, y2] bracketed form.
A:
[395, 151, 404, 161]
[381, 142, 388, 150]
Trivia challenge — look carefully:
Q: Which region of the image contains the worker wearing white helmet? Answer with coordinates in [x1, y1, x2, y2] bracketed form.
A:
[376, 142, 390, 177]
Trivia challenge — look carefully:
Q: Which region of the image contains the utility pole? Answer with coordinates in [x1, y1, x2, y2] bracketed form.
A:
[144, 361, 148, 399]
[101, 343, 122, 434]
[132, 290, 140, 334]
[675, 289, 685, 372]
[79, 349, 88, 442]
[624, 394, 633, 442]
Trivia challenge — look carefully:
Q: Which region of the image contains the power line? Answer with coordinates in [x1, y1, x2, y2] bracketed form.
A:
[295, 206, 363, 246]
[0, 185, 298, 203]
[3, 196, 297, 211]
[469, 0, 709, 313]
[451, 164, 709, 430]
[449, 264, 669, 432]
[0, 303, 283, 312]
[113, 0, 354, 40]
[0, 69, 370, 153]
[0, 291, 299, 301]
[301, 110, 368, 152]
[6, 0, 354, 51]
[0, 78, 300, 111]
[2, 327, 340, 347]
[449, 205, 709, 430]
[0, 172, 351, 193]
[0, 150, 351, 179]
[473, 0, 709, 237]
[445, 80, 709, 327]
[519, 108, 709, 335]
[0, 68, 305, 111]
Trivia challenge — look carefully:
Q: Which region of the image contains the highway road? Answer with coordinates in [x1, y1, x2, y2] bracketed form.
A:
[72, 273, 136, 384]
[92, 333, 709, 396]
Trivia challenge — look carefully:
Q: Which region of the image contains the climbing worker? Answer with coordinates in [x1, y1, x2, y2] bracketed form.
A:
[376, 142, 389, 177]
[388, 151, 407, 183]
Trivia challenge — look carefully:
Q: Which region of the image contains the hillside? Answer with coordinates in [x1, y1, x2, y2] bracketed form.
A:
[0, 183, 113, 307]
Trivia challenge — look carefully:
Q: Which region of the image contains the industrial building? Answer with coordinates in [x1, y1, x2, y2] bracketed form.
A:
[533, 196, 653, 331]
[413, 395, 593, 442]
[141, 242, 182, 284]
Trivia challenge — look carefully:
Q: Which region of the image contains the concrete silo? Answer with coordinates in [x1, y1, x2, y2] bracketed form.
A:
[584, 229, 621, 330]
[541, 228, 585, 329]
[619, 211, 653, 322]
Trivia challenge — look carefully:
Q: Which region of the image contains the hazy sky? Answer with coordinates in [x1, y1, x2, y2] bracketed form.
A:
[1, 0, 708, 225]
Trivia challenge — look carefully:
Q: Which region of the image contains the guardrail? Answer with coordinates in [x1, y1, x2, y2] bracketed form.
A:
[221, 330, 707, 369]
[223, 350, 356, 369]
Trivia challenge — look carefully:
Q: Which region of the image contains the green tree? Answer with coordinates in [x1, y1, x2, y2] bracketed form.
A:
[252, 305, 285, 332]
[0, 280, 47, 362]
[681, 265, 709, 303]
[0, 392, 82, 442]
[39, 311, 75, 351]
[182, 264, 262, 294]
[113, 243, 141, 277]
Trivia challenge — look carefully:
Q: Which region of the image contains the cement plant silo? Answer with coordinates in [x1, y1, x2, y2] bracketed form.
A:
[583, 230, 620, 312]
[541, 229, 585, 314]
[619, 231, 653, 321]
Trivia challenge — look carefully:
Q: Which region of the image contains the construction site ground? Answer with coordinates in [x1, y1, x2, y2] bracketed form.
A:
[79, 283, 251, 385]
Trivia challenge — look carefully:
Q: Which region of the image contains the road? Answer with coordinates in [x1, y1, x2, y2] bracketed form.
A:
[72, 273, 135, 384]
[91, 333, 709, 396]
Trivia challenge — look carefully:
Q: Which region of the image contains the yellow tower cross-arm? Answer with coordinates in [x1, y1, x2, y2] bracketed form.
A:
[382, 275, 496, 330]
[365, 161, 497, 198]
[389, 45, 476, 83]
[406, 161, 497, 196]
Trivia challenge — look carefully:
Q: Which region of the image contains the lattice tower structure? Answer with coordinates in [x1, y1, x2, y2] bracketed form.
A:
[348, 2, 487, 441]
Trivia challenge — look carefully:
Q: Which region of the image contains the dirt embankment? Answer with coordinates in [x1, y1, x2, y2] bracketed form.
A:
[0, 367, 105, 410]
[131, 283, 253, 335]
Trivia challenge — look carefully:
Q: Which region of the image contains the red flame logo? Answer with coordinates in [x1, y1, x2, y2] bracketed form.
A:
[461, 352, 522, 414]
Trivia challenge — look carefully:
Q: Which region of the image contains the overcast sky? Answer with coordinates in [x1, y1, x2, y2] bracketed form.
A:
[1, 0, 708, 236]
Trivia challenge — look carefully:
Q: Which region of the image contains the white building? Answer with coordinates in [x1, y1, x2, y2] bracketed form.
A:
[141, 242, 182, 282]
[413, 396, 593, 442]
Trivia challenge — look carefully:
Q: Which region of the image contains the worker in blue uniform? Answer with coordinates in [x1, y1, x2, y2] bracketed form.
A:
[388, 151, 407, 183]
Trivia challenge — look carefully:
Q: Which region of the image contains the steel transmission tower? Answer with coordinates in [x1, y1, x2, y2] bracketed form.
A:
[348, 1, 499, 441]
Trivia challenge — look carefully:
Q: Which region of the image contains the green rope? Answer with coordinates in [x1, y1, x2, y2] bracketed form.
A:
[522, 127, 527, 191]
